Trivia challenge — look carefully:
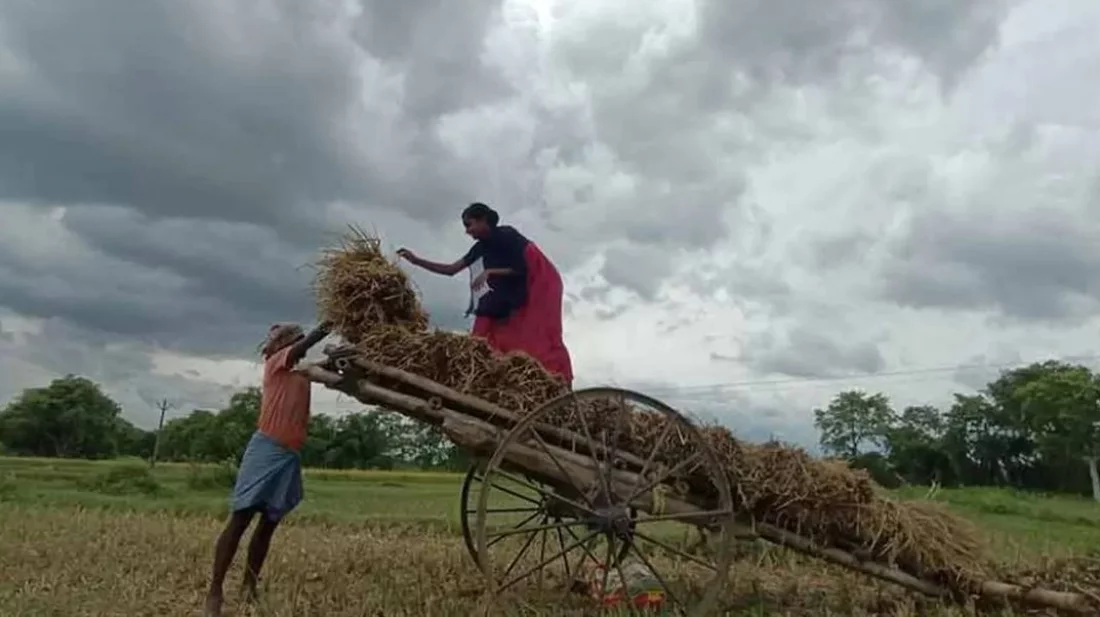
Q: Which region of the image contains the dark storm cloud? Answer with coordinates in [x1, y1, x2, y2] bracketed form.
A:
[0, 0, 509, 355]
[0, 215, 240, 353]
[0, 318, 236, 427]
[0, 0, 507, 232]
[741, 326, 886, 379]
[353, 0, 512, 119]
[880, 209, 1100, 323]
[0, 203, 475, 356]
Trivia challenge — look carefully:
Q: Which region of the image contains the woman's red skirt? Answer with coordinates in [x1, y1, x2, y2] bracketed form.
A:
[472, 243, 574, 386]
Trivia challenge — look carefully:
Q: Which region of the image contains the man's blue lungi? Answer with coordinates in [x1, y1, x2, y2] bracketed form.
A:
[230, 430, 303, 522]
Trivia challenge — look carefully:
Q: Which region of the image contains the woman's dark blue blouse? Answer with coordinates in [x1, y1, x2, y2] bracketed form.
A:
[461, 225, 530, 319]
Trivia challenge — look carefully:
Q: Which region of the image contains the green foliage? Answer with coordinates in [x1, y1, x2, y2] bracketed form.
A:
[813, 390, 895, 458]
[815, 360, 1100, 499]
[185, 460, 238, 491]
[0, 374, 467, 474]
[0, 375, 126, 459]
[80, 463, 162, 496]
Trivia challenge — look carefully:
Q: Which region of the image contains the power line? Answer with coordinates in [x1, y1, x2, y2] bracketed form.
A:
[624, 353, 1100, 397]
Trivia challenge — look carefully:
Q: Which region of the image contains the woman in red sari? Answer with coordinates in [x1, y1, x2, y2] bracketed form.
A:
[397, 203, 573, 386]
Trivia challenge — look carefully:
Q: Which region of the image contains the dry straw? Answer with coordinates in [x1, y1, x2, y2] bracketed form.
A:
[312, 228, 989, 593]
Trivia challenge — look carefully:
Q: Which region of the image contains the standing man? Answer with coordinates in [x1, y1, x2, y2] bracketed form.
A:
[204, 320, 332, 616]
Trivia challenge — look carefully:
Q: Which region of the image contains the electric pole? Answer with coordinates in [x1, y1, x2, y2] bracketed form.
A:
[149, 398, 174, 468]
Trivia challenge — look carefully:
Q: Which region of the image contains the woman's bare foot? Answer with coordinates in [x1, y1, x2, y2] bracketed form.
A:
[203, 593, 223, 617]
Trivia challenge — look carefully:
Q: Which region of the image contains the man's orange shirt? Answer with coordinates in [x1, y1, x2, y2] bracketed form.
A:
[257, 346, 311, 452]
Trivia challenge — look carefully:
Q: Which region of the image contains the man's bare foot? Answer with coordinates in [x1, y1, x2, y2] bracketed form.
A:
[203, 593, 223, 617]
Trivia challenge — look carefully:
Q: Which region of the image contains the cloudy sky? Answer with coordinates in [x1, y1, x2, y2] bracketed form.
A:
[2, 0, 1099, 448]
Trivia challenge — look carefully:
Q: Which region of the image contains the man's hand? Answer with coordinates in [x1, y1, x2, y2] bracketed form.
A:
[396, 248, 417, 262]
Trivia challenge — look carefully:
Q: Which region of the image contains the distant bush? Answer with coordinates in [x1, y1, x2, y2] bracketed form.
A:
[80, 463, 162, 496]
[186, 459, 238, 491]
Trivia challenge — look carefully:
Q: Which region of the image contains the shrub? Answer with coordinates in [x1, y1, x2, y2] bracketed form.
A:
[186, 459, 238, 491]
[80, 463, 162, 496]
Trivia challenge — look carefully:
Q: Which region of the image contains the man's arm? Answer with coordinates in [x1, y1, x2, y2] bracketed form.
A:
[286, 321, 333, 366]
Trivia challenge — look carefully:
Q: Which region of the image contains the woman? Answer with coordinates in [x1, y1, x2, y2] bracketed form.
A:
[204, 320, 332, 617]
[397, 203, 574, 385]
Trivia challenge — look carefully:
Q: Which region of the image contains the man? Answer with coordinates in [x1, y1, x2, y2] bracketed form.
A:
[204, 320, 332, 617]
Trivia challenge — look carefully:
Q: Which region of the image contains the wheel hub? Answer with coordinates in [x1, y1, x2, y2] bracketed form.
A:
[588, 504, 635, 541]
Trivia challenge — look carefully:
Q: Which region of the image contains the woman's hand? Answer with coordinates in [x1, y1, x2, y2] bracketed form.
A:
[471, 270, 490, 291]
[396, 248, 417, 262]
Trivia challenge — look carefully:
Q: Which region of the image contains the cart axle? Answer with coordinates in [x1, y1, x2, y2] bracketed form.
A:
[585, 504, 636, 541]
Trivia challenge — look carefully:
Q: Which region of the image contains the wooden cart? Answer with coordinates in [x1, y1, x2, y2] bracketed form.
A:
[301, 344, 1097, 616]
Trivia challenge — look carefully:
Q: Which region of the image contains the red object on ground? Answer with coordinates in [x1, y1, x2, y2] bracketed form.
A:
[585, 563, 667, 611]
[471, 242, 574, 385]
[598, 589, 667, 610]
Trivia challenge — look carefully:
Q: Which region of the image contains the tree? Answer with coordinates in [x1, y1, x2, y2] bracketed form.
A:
[209, 388, 261, 462]
[300, 414, 339, 468]
[884, 405, 953, 486]
[979, 363, 1050, 485]
[0, 375, 125, 459]
[1012, 363, 1100, 500]
[115, 417, 155, 459]
[156, 409, 220, 461]
[942, 393, 1018, 486]
[326, 411, 399, 469]
[813, 390, 895, 459]
[399, 422, 470, 471]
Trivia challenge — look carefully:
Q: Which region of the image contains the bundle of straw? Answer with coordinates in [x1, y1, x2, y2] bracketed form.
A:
[313, 227, 429, 341]
[312, 228, 989, 590]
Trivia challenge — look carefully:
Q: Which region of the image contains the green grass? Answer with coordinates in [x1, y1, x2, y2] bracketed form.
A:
[893, 484, 1100, 557]
[2, 456, 1098, 558]
[0, 456, 467, 528]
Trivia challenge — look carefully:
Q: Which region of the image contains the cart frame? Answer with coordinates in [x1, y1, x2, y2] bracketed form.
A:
[300, 344, 1097, 616]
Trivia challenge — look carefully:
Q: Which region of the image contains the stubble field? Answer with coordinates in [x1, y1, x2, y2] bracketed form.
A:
[1, 456, 1099, 616]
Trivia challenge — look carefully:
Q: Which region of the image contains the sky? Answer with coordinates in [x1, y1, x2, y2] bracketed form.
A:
[1, 0, 1099, 449]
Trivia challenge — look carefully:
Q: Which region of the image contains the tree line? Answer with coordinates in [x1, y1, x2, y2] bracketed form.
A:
[2, 359, 1098, 499]
[0, 375, 469, 472]
[813, 360, 1100, 500]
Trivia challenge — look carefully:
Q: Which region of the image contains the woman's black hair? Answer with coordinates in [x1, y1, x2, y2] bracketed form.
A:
[462, 202, 500, 227]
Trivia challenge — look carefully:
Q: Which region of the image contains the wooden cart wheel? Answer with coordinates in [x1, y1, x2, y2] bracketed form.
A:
[460, 459, 636, 569]
[473, 387, 736, 616]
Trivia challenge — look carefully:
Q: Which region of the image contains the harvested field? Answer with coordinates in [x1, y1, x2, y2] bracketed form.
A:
[1, 458, 1099, 616]
[311, 230, 989, 594]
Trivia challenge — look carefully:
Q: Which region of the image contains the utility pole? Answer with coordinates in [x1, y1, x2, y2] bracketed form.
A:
[149, 398, 174, 468]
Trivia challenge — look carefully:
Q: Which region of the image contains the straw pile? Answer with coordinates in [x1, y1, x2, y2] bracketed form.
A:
[313, 229, 989, 592]
[313, 227, 429, 337]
